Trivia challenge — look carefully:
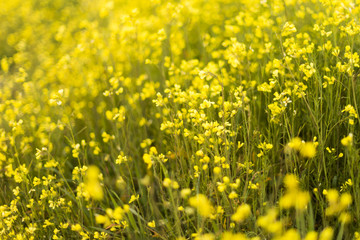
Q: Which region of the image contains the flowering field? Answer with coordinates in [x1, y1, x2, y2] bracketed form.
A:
[1, 0, 360, 239]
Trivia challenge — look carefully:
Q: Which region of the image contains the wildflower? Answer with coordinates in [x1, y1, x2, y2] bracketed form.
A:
[181, 188, 191, 198]
[299, 142, 316, 158]
[171, 181, 179, 189]
[43, 219, 54, 228]
[114, 205, 129, 220]
[295, 191, 310, 210]
[257, 208, 282, 234]
[129, 194, 139, 203]
[143, 153, 152, 169]
[199, 70, 207, 80]
[340, 193, 352, 208]
[213, 167, 221, 175]
[189, 194, 213, 217]
[341, 133, 353, 147]
[95, 215, 111, 227]
[282, 22, 297, 36]
[60, 223, 69, 229]
[84, 166, 103, 201]
[72, 144, 80, 158]
[1, 57, 9, 73]
[281, 229, 301, 240]
[319, 227, 333, 240]
[339, 212, 351, 224]
[304, 231, 318, 240]
[33, 177, 41, 186]
[25, 223, 37, 235]
[221, 232, 247, 240]
[326, 189, 339, 205]
[283, 174, 299, 189]
[163, 178, 172, 187]
[288, 137, 302, 150]
[280, 174, 310, 211]
[147, 220, 156, 228]
[157, 28, 166, 41]
[194, 233, 215, 240]
[71, 224, 82, 232]
[116, 154, 128, 164]
[325, 189, 352, 217]
[231, 204, 251, 222]
[228, 191, 238, 199]
[223, 176, 230, 184]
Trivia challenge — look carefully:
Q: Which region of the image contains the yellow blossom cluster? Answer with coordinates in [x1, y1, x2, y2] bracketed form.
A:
[0, 0, 360, 239]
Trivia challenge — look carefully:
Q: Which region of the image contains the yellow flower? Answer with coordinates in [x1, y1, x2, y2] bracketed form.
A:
[194, 233, 215, 240]
[319, 227, 333, 240]
[341, 133, 353, 147]
[280, 174, 310, 210]
[282, 22, 297, 37]
[84, 166, 103, 201]
[279, 193, 294, 209]
[189, 194, 213, 217]
[281, 229, 301, 240]
[339, 193, 352, 209]
[283, 174, 299, 190]
[113, 205, 129, 220]
[213, 167, 221, 175]
[339, 212, 351, 224]
[223, 176, 230, 184]
[171, 181, 179, 189]
[299, 142, 316, 158]
[180, 188, 192, 198]
[147, 220, 156, 228]
[288, 137, 302, 150]
[304, 231, 318, 240]
[129, 194, 139, 203]
[355, 232, 360, 240]
[149, 146, 158, 155]
[288, 138, 316, 158]
[295, 191, 310, 210]
[60, 223, 69, 229]
[1, 57, 9, 73]
[95, 215, 111, 227]
[143, 153, 152, 169]
[228, 191, 238, 199]
[231, 204, 251, 222]
[326, 189, 339, 204]
[257, 208, 282, 234]
[221, 232, 247, 240]
[71, 224, 82, 232]
[163, 178, 172, 187]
